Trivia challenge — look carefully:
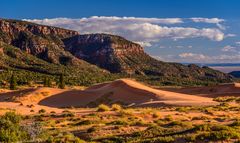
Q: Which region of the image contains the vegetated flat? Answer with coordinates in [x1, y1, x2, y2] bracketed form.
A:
[1, 78, 240, 142]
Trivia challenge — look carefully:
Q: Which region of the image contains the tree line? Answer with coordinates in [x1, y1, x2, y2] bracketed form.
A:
[8, 74, 65, 90]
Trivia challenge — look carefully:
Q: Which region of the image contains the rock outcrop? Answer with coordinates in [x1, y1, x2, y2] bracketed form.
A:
[0, 19, 78, 41]
[0, 41, 3, 54]
[0, 19, 79, 64]
[64, 34, 145, 73]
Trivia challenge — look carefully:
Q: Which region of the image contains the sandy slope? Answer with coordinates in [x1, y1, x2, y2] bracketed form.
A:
[160, 83, 240, 98]
[38, 79, 217, 107]
[0, 102, 64, 115]
[0, 79, 221, 114]
[12, 87, 66, 104]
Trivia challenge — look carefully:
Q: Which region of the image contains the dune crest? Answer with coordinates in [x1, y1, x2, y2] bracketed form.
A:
[1, 79, 218, 108]
[36, 79, 217, 107]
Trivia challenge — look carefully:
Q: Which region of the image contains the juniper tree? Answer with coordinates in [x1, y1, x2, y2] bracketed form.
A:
[10, 74, 17, 90]
[47, 78, 51, 87]
[43, 77, 48, 87]
[43, 77, 51, 87]
[58, 74, 65, 89]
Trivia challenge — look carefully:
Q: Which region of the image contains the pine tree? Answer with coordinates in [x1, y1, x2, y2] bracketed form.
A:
[47, 78, 51, 87]
[43, 77, 48, 87]
[10, 74, 17, 90]
[44, 77, 52, 87]
[58, 74, 65, 89]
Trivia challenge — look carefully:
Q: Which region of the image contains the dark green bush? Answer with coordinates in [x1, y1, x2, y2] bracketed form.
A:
[0, 112, 28, 142]
[38, 109, 46, 114]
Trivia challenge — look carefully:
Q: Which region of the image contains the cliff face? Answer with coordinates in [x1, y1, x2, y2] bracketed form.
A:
[64, 34, 146, 73]
[0, 19, 79, 64]
[0, 19, 78, 41]
[64, 34, 232, 82]
[0, 42, 3, 55]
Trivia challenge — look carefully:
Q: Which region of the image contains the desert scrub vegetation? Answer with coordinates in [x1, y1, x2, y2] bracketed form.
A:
[38, 109, 46, 114]
[152, 112, 161, 118]
[111, 104, 122, 111]
[0, 112, 27, 143]
[46, 132, 85, 143]
[1, 106, 240, 142]
[0, 112, 48, 143]
[214, 96, 240, 103]
[97, 104, 111, 112]
[98, 122, 240, 143]
[189, 124, 240, 142]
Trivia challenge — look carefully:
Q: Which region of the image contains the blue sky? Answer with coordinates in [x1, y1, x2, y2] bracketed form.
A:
[1, 0, 240, 63]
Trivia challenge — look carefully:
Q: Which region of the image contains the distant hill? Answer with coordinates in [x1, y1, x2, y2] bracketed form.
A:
[183, 63, 240, 73]
[64, 34, 232, 84]
[229, 71, 240, 78]
[0, 18, 233, 86]
[0, 19, 112, 86]
[183, 63, 240, 67]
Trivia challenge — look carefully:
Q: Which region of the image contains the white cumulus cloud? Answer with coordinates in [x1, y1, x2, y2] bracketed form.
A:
[236, 41, 240, 45]
[178, 53, 240, 63]
[179, 53, 207, 60]
[221, 45, 236, 52]
[190, 18, 224, 24]
[24, 16, 226, 46]
[134, 41, 152, 47]
[190, 17, 225, 30]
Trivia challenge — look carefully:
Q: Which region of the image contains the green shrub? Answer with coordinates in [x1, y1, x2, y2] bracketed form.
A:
[75, 120, 97, 126]
[0, 112, 29, 142]
[230, 120, 240, 127]
[46, 132, 85, 143]
[111, 104, 122, 111]
[144, 136, 175, 143]
[38, 109, 46, 114]
[138, 126, 166, 138]
[131, 120, 146, 126]
[50, 111, 56, 114]
[97, 104, 110, 112]
[1, 112, 21, 124]
[61, 112, 75, 117]
[214, 96, 239, 102]
[152, 112, 161, 118]
[194, 124, 211, 131]
[164, 115, 173, 121]
[108, 120, 129, 126]
[176, 107, 191, 112]
[195, 124, 240, 141]
[87, 126, 100, 133]
[197, 130, 240, 141]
